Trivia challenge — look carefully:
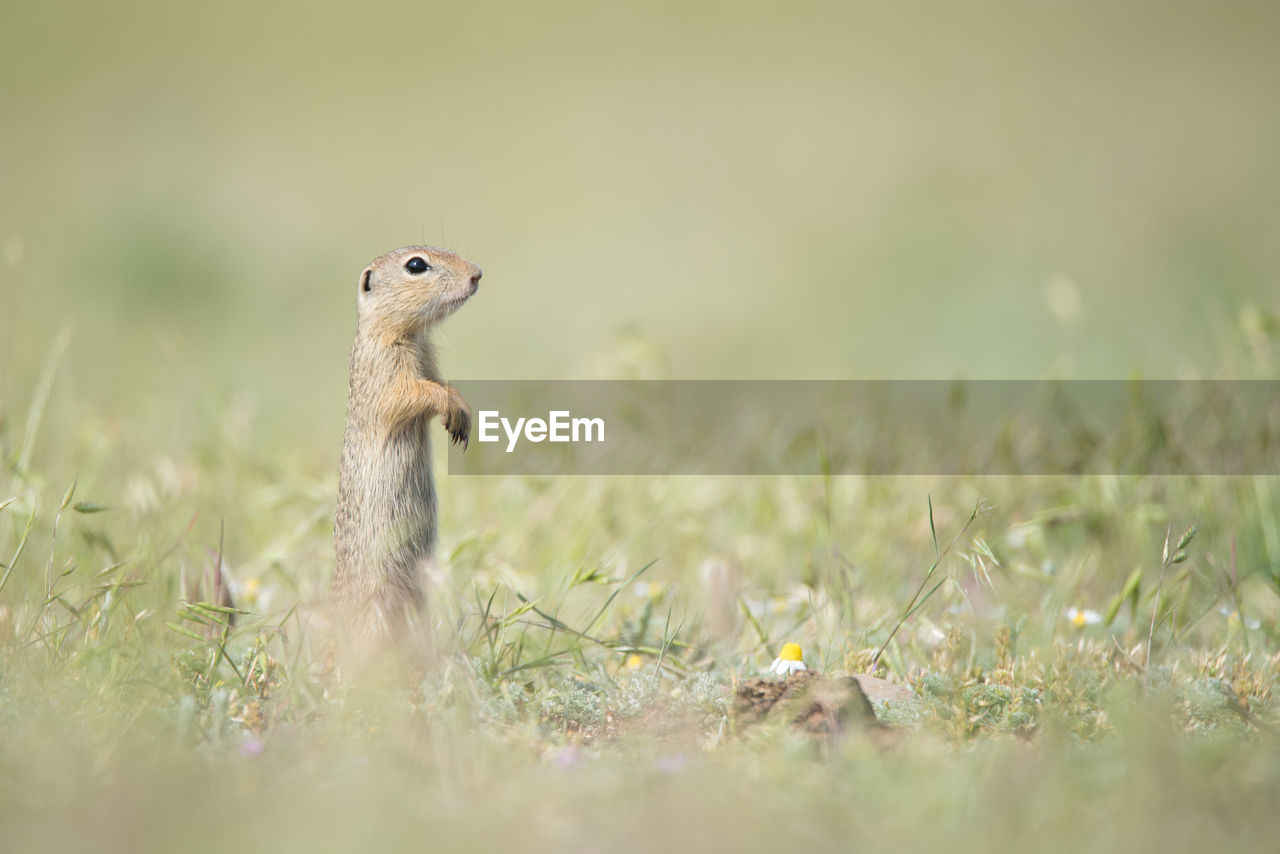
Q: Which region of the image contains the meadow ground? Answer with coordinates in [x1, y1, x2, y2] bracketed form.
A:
[3, 340, 1280, 852]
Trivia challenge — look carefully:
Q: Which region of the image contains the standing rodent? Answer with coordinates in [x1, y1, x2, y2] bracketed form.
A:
[332, 245, 481, 644]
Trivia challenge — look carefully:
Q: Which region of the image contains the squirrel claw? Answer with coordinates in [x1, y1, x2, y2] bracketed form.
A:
[443, 409, 470, 451]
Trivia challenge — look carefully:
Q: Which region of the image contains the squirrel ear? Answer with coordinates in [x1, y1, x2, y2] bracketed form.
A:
[360, 268, 373, 294]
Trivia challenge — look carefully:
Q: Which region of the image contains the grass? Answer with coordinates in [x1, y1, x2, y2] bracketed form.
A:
[3, 324, 1280, 854]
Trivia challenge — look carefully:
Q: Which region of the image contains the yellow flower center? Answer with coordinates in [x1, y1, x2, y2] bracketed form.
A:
[1072, 610, 1088, 628]
[778, 642, 803, 662]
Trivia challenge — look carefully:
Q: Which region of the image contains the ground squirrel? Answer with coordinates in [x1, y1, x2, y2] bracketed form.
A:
[332, 245, 481, 644]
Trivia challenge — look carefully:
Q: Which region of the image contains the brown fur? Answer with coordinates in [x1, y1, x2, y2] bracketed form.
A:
[332, 246, 480, 646]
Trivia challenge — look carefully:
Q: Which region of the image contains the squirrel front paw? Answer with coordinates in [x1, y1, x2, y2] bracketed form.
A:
[442, 389, 471, 449]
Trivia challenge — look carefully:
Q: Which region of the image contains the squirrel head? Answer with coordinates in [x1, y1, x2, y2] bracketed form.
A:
[357, 246, 482, 340]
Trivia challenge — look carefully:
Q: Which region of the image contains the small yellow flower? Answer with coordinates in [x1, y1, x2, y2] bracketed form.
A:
[624, 653, 644, 671]
[1065, 607, 1102, 629]
[225, 573, 279, 612]
[1219, 606, 1261, 631]
[768, 642, 807, 677]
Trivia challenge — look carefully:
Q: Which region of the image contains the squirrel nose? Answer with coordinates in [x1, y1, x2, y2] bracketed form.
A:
[469, 268, 482, 290]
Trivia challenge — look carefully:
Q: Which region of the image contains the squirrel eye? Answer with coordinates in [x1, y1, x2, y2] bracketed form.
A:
[404, 257, 430, 274]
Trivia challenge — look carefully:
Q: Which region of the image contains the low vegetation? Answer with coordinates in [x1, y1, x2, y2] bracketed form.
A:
[3, 326, 1280, 853]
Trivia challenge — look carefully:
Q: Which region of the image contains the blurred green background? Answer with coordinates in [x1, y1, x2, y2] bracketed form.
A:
[3, 0, 1279, 461]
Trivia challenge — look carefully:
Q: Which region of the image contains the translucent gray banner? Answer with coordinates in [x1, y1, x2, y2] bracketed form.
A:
[444, 381, 1280, 475]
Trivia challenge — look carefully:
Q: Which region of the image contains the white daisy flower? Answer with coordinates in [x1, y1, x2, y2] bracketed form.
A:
[1065, 606, 1102, 629]
[225, 572, 281, 613]
[1218, 606, 1262, 631]
[768, 642, 807, 677]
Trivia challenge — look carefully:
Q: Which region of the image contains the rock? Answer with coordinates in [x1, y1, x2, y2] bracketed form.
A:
[851, 673, 916, 704]
[733, 671, 885, 737]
